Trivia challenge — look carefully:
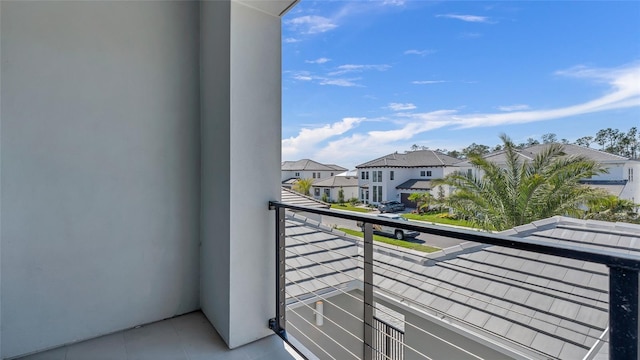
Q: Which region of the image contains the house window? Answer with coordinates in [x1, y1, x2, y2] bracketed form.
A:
[312, 173, 316, 179]
[390, 171, 394, 180]
[330, 172, 334, 176]
[420, 171, 426, 177]
[295, 172, 300, 177]
[426, 171, 432, 177]
[361, 171, 366, 180]
[378, 185, 382, 202]
[324, 189, 330, 197]
[630, 168, 634, 182]
[317, 172, 321, 178]
[377, 171, 382, 182]
[373, 171, 378, 182]
[361, 189, 365, 200]
[467, 169, 473, 178]
[314, 188, 320, 196]
[373, 186, 378, 202]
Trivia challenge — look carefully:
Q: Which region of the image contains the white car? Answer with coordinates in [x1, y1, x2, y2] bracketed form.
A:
[359, 213, 420, 240]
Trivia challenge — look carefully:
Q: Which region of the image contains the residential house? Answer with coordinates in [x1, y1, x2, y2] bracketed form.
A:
[281, 187, 330, 223]
[281, 159, 347, 187]
[457, 143, 640, 206]
[355, 150, 461, 206]
[310, 171, 359, 202]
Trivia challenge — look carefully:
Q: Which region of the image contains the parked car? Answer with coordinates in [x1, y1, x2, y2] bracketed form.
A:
[357, 213, 420, 240]
[378, 200, 405, 213]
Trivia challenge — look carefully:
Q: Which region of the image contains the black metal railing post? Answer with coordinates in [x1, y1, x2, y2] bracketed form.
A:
[364, 222, 374, 360]
[269, 206, 287, 338]
[609, 266, 639, 360]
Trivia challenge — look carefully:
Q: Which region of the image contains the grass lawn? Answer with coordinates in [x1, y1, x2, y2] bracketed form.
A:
[402, 212, 476, 228]
[331, 204, 374, 213]
[338, 228, 440, 253]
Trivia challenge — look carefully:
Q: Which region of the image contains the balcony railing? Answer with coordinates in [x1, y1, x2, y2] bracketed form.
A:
[268, 201, 640, 360]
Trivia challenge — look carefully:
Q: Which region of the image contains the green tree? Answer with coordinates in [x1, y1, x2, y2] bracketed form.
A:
[408, 192, 434, 214]
[435, 135, 609, 231]
[292, 178, 313, 196]
[461, 143, 490, 158]
[338, 187, 345, 204]
[585, 195, 639, 223]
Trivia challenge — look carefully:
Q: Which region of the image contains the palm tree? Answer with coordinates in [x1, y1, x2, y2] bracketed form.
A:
[585, 195, 639, 223]
[408, 192, 433, 214]
[292, 178, 314, 196]
[436, 134, 609, 231]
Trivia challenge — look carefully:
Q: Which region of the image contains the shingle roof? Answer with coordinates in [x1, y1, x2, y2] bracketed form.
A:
[312, 176, 359, 188]
[282, 159, 347, 172]
[458, 143, 629, 166]
[356, 150, 460, 168]
[285, 215, 640, 359]
[281, 187, 330, 209]
[395, 179, 434, 190]
[580, 180, 628, 196]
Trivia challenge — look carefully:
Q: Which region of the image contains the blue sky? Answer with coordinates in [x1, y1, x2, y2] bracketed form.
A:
[282, 1, 640, 169]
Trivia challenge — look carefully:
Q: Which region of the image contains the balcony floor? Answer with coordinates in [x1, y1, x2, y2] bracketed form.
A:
[17, 311, 303, 360]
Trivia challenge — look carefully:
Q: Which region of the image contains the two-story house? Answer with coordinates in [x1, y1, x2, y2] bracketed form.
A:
[457, 143, 640, 206]
[281, 159, 347, 188]
[310, 170, 359, 202]
[355, 150, 461, 206]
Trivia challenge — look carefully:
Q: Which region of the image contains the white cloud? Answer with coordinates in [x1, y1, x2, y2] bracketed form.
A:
[305, 57, 331, 64]
[286, 15, 338, 34]
[318, 78, 362, 87]
[403, 49, 435, 56]
[387, 103, 417, 111]
[497, 104, 530, 112]
[329, 64, 391, 76]
[382, 0, 406, 6]
[437, 14, 492, 23]
[282, 117, 365, 158]
[412, 80, 446, 85]
[287, 63, 640, 166]
[284, 37, 300, 43]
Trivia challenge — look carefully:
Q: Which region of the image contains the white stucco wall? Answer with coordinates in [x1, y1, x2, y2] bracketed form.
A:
[1, 2, 201, 358]
[200, 0, 283, 349]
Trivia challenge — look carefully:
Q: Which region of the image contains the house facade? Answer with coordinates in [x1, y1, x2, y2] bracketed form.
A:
[310, 172, 359, 202]
[355, 150, 461, 206]
[281, 159, 347, 186]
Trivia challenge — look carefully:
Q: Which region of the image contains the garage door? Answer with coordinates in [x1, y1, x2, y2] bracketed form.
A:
[400, 193, 417, 208]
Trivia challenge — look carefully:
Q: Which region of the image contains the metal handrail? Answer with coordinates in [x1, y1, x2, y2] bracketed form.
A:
[269, 200, 640, 360]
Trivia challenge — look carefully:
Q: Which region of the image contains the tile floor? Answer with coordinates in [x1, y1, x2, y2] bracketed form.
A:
[17, 312, 304, 360]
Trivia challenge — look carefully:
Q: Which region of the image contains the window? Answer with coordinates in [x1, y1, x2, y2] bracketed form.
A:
[361, 189, 365, 200]
[324, 189, 330, 197]
[378, 185, 382, 202]
[426, 171, 432, 177]
[312, 173, 316, 179]
[467, 169, 473, 178]
[420, 171, 425, 177]
[295, 172, 300, 177]
[377, 171, 382, 182]
[366, 172, 370, 180]
[373, 171, 378, 182]
[314, 188, 320, 196]
[330, 172, 334, 176]
[373, 186, 380, 202]
[317, 172, 321, 179]
[390, 171, 394, 180]
[630, 168, 634, 182]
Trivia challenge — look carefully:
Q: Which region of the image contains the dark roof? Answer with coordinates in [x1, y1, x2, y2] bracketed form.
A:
[282, 159, 347, 172]
[580, 180, 628, 196]
[312, 176, 359, 188]
[395, 179, 434, 190]
[281, 187, 330, 209]
[356, 150, 460, 168]
[285, 215, 640, 359]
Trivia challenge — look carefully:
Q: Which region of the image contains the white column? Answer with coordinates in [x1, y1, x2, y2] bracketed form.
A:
[200, 0, 287, 348]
